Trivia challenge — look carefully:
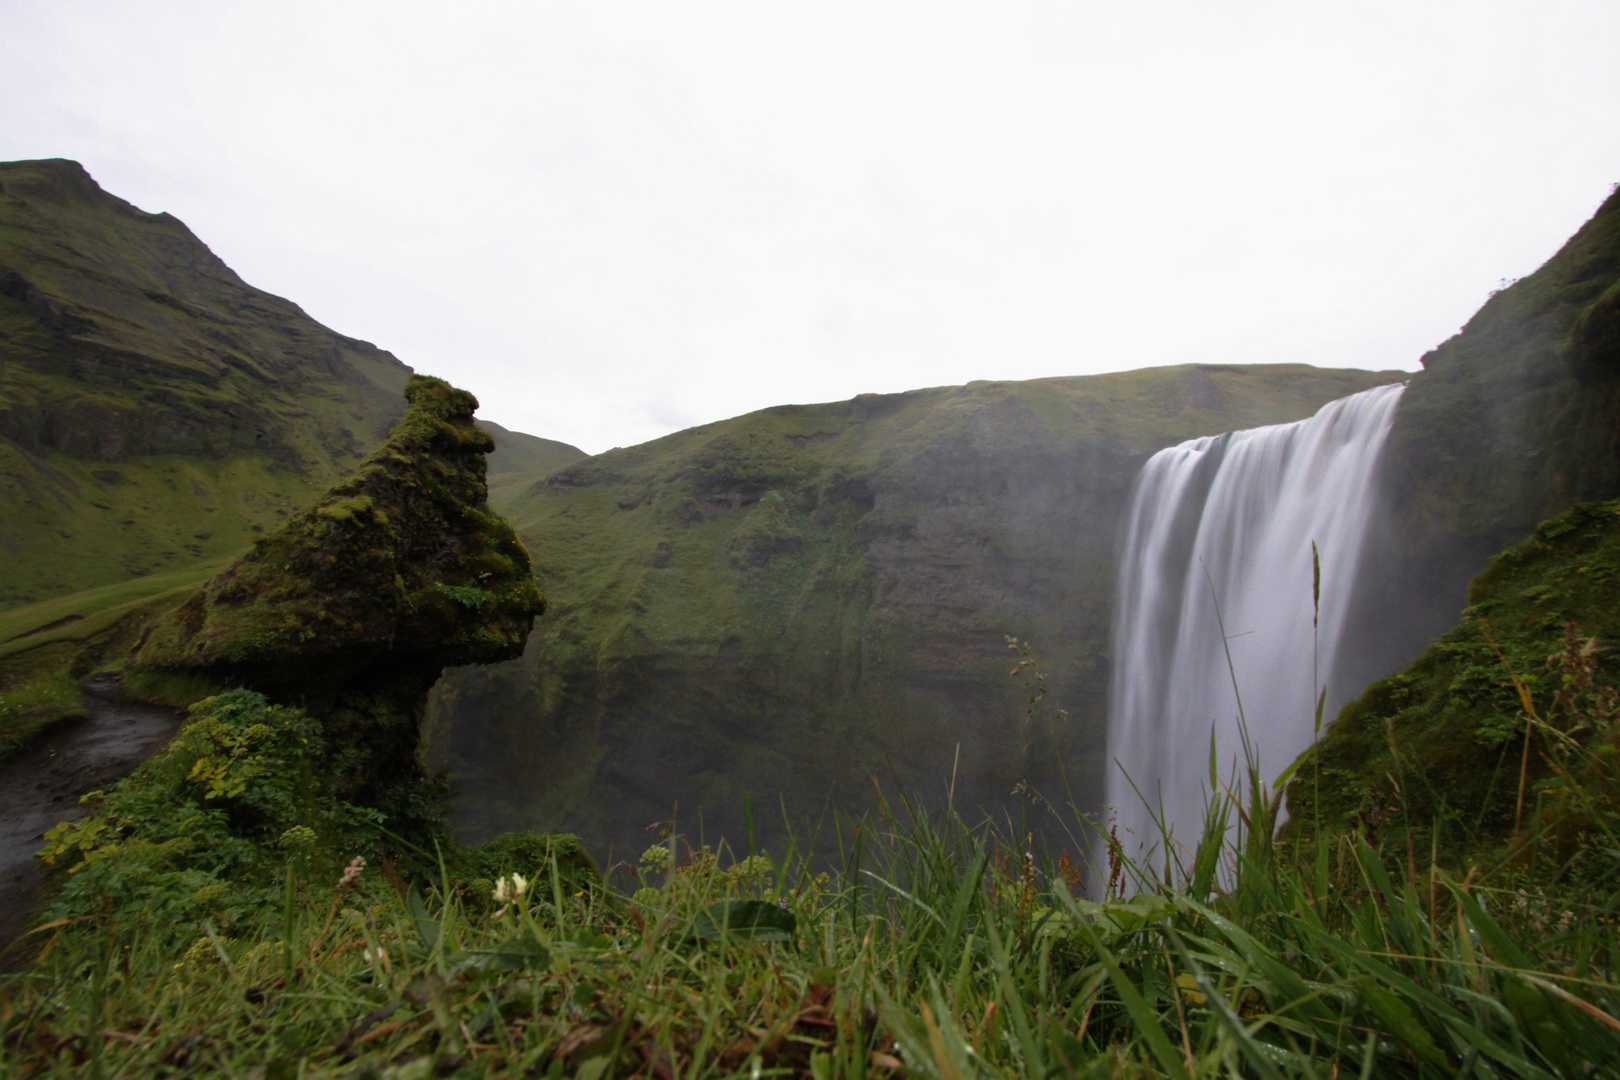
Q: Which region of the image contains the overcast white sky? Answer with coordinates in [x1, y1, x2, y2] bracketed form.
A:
[3, 2, 1618, 453]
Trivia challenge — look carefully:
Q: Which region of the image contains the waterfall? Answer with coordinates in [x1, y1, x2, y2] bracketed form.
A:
[1105, 382, 1405, 868]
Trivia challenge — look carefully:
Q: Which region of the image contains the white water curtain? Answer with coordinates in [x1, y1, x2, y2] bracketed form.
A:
[1105, 382, 1405, 871]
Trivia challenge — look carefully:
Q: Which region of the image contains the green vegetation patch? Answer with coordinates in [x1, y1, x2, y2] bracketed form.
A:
[33, 690, 385, 931]
[1289, 497, 1620, 884]
[0, 158, 417, 610]
[0, 672, 85, 765]
[0, 559, 234, 725]
[4, 781, 1617, 1075]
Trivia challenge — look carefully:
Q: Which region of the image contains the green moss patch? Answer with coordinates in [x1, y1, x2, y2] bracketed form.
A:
[1287, 497, 1620, 878]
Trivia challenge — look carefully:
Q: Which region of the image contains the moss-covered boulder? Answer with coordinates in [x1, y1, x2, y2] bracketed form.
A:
[1286, 497, 1620, 872]
[133, 375, 544, 817]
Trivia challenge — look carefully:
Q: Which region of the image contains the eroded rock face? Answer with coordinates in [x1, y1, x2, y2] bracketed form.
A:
[134, 376, 544, 815]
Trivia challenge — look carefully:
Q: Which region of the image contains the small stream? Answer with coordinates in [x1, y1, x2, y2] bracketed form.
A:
[0, 673, 180, 964]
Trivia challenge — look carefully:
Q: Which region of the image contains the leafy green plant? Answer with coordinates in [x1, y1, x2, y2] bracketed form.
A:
[5, 753, 1620, 1077]
[434, 582, 494, 609]
[32, 690, 386, 946]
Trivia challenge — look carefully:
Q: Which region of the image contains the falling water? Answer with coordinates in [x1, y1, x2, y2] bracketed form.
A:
[1105, 382, 1405, 867]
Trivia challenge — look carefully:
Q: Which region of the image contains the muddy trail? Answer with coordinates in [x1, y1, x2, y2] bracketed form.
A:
[0, 673, 180, 966]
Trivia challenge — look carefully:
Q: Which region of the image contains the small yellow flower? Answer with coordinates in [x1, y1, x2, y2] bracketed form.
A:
[1174, 973, 1207, 1006]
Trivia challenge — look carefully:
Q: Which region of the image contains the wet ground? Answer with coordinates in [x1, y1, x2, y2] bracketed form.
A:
[0, 673, 180, 966]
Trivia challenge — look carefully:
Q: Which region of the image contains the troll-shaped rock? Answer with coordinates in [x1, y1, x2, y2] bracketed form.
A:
[133, 376, 543, 819]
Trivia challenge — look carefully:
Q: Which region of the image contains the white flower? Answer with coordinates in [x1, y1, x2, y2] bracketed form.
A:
[491, 873, 531, 908]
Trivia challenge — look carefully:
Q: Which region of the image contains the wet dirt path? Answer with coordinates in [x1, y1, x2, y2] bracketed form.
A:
[0, 673, 180, 965]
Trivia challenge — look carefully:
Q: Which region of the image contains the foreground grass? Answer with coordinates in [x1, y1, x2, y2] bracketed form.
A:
[3, 781, 1618, 1079]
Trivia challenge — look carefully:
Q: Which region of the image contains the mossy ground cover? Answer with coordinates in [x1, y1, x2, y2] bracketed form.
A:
[1290, 497, 1620, 896]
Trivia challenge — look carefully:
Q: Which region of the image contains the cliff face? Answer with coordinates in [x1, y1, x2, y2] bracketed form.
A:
[1336, 187, 1620, 697]
[1286, 187, 1620, 859]
[424, 364, 1404, 856]
[135, 376, 544, 818]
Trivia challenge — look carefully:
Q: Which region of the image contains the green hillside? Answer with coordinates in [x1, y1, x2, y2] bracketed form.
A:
[479, 418, 588, 514]
[424, 363, 1405, 855]
[0, 158, 415, 609]
[1289, 497, 1620, 875]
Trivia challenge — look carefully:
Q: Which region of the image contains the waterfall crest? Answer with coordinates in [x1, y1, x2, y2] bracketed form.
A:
[1105, 382, 1405, 865]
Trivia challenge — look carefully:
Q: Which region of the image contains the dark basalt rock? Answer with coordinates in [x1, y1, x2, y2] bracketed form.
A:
[132, 375, 544, 815]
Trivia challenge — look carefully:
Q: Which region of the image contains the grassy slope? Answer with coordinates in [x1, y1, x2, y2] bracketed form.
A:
[427, 363, 1405, 857]
[478, 419, 586, 481]
[0, 556, 230, 763]
[1289, 497, 1620, 866]
[0, 158, 414, 610]
[0, 555, 235, 668]
[479, 418, 588, 519]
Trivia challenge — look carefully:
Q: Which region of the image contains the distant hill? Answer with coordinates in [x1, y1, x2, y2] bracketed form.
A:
[423, 363, 1407, 856]
[0, 159, 573, 611]
[478, 420, 586, 478]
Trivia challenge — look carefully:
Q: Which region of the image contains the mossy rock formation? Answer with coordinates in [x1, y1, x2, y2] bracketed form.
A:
[134, 376, 544, 817]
